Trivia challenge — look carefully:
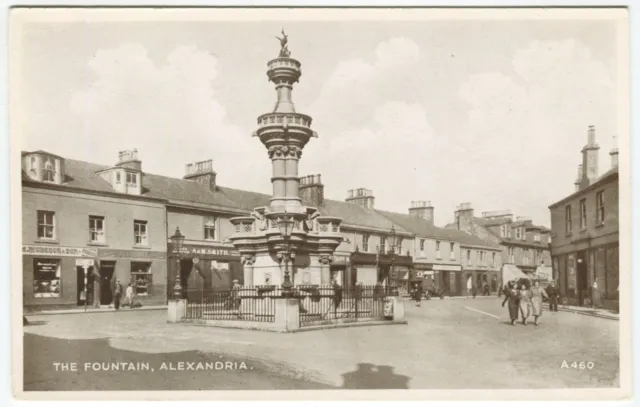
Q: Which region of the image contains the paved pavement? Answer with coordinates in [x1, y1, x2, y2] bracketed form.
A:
[22, 297, 619, 390]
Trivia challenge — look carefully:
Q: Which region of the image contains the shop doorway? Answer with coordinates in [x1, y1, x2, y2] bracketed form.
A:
[99, 261, 116, 305]
[76, 266, 95, 306]
[576, 251, 588, 306]
[442, 272, 451, 295]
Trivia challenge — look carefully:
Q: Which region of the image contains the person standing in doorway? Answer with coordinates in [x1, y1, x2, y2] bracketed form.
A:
[125, 283, 134, 308]
[113, 279, 123, 311]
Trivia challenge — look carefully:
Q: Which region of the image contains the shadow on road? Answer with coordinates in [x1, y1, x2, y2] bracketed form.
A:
[341, 363, 410, 389]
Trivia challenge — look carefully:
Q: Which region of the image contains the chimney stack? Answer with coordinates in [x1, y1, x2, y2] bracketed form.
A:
[346, 188, 375, 209]
[300, 174, 324, 207]
[184, 159, 217, 190]
[454, 202, 475, 234]
[574, 164, 582, 192]
[409, 201, 434, 225]
[610, 135, 619, 169]
[581, 125, 600, 188]
[116, 149, 142, 171]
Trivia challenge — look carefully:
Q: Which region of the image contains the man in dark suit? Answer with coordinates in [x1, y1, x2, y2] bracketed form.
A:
[545, 281, 559, 312]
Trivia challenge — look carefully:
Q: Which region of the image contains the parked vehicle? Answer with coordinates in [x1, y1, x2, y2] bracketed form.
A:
[425, 287, 445, 300]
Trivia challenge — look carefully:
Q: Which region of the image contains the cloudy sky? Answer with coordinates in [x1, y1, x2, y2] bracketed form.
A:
[16, 9, 625, 226]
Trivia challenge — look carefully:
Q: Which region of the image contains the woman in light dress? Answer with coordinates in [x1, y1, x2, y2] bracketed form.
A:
[529, 280, 550, 326]
[519, 283, 532, 325]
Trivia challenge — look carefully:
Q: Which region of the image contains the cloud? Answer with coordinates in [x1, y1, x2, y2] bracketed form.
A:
[67, 43, 269, 189]
[456, 39, 615, 222]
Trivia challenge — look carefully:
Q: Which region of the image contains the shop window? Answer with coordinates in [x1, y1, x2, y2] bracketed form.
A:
[133, 220, 148, 246]
[43, 159, 56, 182]
[131, 262, 152, 296]
[204, 216, 217, 240]
[362, 234, 370, 252]
[89, 215, 105, 243]
[33, 258, 61, 297]
[37, 210, 56, 239]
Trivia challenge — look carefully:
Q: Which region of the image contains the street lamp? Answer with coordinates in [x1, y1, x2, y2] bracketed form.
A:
[276, 212, 295, 297]
[170, 227, 185, 299]
[388, 225, 398, 293]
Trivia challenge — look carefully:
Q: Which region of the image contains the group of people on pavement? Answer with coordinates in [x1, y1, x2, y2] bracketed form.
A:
[501, 279, 559, 325]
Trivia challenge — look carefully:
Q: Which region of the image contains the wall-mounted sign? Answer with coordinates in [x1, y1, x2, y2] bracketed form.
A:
[23, 245, 98, 258]
[433, 264, 462, 272]
[76, 259, 95, 268]
[170, 244, 240, 258]
[332, 255, 349, 265]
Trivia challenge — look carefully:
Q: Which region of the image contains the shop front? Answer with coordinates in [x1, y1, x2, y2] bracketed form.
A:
[348, 252, 413, 289]
[23, 245, 101, 311]
[168, 243, 243, 300]
[330, 253, 350, 287]
[432, 264, 463, 296]
[96, 248, 167, 307]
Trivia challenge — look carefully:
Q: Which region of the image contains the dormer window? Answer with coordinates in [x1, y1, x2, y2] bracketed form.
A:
[43, 159, 55, 182]
[126, 172, 138, 187]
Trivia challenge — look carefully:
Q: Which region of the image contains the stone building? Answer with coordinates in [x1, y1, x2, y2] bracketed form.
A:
[22, 150, 168, 311]
[445, 203, 551, 286]
[549, 126, 619, 309]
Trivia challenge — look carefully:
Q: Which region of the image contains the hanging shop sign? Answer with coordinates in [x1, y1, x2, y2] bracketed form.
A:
[23, 245, 98, 258]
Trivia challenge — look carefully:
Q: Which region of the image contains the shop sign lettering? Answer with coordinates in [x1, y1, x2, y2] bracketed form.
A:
[171, 246, 239, 257]
[23, 245, 98, 258]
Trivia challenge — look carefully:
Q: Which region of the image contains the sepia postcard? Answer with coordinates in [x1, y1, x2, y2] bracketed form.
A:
[9, 6, 631, 401]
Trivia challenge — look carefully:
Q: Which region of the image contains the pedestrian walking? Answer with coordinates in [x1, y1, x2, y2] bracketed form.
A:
[519, 284, 532, 325]
[546, 281, 559, 312]
[502, 283, 520, 325]
[414, 283, 423, 307]
[591, 281, 601, 309]
[113, 279, 123, 311]
[530, 280, 549, 326]
[466, 276, 472, 299]
[333, 279, 343, 317]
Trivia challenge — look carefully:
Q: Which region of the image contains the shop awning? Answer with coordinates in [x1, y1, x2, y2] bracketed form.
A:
[501, 264, 529, 283]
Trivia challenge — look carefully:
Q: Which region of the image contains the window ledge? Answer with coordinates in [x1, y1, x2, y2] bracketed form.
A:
[579, 228, 588, 233]
[132, 245, 151, 250]
[565, 233, 573, 237]
[595, 222, 605, 228]
[34, 239, 59, 245]
[87, 242, 108, 247]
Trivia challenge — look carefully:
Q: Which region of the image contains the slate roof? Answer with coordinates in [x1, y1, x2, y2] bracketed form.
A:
[549, 166, 619, 208]
[21, 151, 502, 246]
[378, 210, 501, 250]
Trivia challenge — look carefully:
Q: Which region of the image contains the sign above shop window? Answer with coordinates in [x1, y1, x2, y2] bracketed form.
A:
[432, 264, 462, 272]
[23, 245, 98, 258]
[169, 244, 239, 258]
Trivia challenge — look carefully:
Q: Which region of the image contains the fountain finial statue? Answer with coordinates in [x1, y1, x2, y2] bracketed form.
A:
[275, 28, 291, 57]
